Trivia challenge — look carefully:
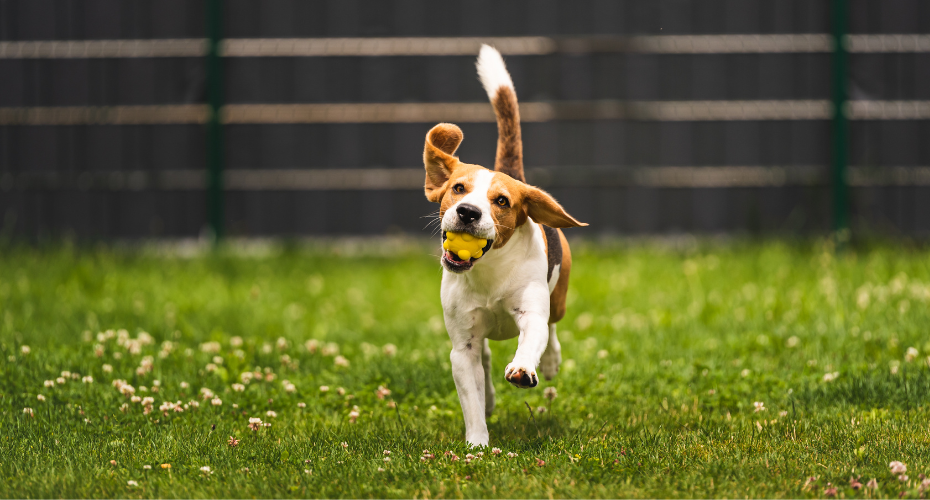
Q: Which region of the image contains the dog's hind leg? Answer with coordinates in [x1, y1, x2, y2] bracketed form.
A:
[482, 339, 495, 416]
[540, 324, 562, 380]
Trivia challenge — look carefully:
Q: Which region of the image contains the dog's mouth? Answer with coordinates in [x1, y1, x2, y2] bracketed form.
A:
[441, 231, 493, 273]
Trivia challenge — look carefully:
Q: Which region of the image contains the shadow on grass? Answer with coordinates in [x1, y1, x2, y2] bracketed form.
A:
[486, 404, 608, 452]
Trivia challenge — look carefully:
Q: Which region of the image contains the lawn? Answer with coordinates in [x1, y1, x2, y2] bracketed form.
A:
[2, 238, 930, 498]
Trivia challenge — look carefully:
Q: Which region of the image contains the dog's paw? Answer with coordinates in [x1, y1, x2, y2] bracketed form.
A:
[504, 362, 538, 388]
[539, 348, 561, 381]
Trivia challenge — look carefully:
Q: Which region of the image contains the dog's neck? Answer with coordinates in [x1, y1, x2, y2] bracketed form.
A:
[445, 219, 538, 291]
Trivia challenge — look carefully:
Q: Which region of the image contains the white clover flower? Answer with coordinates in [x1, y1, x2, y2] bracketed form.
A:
[297, 402, 306, 408]
[905, 347, 919, 362]
[102, 364, 113, 373]
[200, 466, 212, 475]
[141, 397, 154, 406]
[23, 407, 34, 416]
[382, 344, 397, 357]
[823, 372, 839, 382]
[753, 401, 766, 412]
[322, 343, 339, 356]
[20, 345, 30, 354]
[82, 376, 94, 384]
[890, 461, 907, 475]
[232, 383, 245, 392]
[230, 336, 243, 347]
[131, 396, 142, 403]
[492, 448, 502, 455]
[543, 387, 558, 401]
[319, 385, 330, 393]
[44, 380, 55, 388]
[180, 381, 190, 389]
[211, 398, 222, 406]
[37, 394, 46, 402]
[266, 411, 277, 418]
[127, 480, 138, 487]
[200, 341, 221, 354]
[56, 377, 67, 385]
[334, 355, 349, 368]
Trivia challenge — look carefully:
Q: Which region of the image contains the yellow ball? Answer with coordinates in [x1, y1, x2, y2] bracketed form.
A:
[444, 232, 487, 261]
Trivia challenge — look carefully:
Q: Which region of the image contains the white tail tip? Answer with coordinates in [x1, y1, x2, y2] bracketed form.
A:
[476, 44, 514, 100]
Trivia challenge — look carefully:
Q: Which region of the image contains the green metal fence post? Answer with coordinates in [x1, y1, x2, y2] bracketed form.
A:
[831, 0, 849, 234]
[206, 0, 224, 241]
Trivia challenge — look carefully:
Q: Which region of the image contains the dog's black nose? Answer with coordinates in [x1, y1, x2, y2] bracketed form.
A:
[456, 204, 481, 224]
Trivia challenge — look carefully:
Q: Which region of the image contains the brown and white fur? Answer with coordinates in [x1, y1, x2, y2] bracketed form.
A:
[422, 45, 586, 446]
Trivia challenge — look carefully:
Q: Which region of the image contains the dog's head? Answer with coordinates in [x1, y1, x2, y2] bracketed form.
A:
[423, 123, 586, 273]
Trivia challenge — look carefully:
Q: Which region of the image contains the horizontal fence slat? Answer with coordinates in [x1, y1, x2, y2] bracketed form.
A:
[5, 166, 930, 192]
[2, 34, 930, 59]
[0, 105, 209, 125]
[4, 101, 930, 125]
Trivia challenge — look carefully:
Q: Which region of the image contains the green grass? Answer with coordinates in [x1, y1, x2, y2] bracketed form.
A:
[2, 238, 930, 498]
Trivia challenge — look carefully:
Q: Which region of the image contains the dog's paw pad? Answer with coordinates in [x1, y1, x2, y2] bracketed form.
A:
[504, 364, 538, 388]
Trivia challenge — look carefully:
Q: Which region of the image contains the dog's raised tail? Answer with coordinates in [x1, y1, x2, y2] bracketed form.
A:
[476, 45, 524, 182]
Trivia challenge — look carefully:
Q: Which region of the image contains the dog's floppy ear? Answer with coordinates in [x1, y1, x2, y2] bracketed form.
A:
[423, 123, 463, 203]
[524, 187, 587, 228]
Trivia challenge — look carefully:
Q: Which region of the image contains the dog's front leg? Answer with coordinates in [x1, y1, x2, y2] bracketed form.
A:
[504, 285, 551, 388]
[449, 336, 488, 446]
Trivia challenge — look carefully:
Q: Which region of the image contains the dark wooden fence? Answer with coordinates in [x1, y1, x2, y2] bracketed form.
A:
[1, 0, 929, 239]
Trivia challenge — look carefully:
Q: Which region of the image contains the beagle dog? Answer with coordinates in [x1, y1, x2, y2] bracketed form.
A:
[422, 45, 587, 446]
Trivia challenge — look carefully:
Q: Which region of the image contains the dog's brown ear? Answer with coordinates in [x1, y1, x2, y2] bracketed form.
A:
[525, 187, 587, 228]
[423, 123, 463, 203]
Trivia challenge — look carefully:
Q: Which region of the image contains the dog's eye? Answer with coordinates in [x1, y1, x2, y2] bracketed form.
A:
[453, 184, 465, 194]
[496, 196, 510, 207]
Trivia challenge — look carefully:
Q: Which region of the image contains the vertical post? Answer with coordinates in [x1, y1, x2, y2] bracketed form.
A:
[206, 0, 224, 241]
[831, 0, 849, 234]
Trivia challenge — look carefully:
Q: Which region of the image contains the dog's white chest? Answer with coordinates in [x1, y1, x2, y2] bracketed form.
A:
[440, 284, 521, 342]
